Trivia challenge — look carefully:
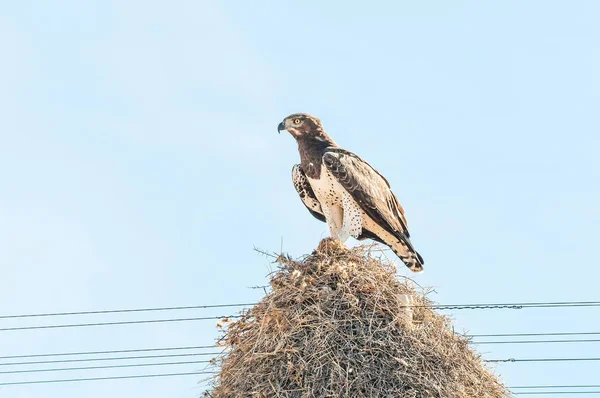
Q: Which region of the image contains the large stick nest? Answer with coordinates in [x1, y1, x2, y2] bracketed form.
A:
[208, 239, 510, 398]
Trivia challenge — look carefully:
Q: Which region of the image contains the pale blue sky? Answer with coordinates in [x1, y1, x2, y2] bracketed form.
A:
[1, 1, 599, 397]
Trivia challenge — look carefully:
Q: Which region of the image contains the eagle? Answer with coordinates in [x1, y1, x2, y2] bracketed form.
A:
[278, 113, 424, 272]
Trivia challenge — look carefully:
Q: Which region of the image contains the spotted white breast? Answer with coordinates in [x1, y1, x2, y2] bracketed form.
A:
[307, 165, 363, 242]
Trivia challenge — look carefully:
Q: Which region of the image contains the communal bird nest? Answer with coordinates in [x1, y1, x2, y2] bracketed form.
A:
[207, 239, 509, 398]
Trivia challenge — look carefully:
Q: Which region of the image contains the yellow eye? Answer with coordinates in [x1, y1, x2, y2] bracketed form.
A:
[293, 118, 301, 124]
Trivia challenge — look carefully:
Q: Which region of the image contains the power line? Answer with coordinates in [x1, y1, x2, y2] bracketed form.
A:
[513, 385, 600, 389]
[515, 392, 600, 395]
[0, 352, 222, 367]
[2, 306, 599, 333]
[22, 353, 600, 367]
[474, 339, 600, 345]
[470, 331, 600, 338]
[2, 300, 599, 322]
[2, 335, 600, 363]
[4, 337, 600, 363]
[3, 339, 600, 370]
[0, 315, 242, 332]
[429, 301, 600, 310]
[1, 370, 599, 393]
[488, 357, 600, 363]
[0, 303, 256, 320]
[0, 345, 219, 360]
[0, 371, 214, 386]
[0, 360, 215, 375]
[3, 332, 600, 361]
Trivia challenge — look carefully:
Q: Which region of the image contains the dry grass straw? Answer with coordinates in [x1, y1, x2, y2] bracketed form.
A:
[208, 238, 510, 398]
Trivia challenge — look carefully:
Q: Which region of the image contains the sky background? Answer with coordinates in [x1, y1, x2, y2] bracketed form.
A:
[1, 1, 599, 396]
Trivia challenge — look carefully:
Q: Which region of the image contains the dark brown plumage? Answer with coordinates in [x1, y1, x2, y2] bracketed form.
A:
[279, 113, 336, 179]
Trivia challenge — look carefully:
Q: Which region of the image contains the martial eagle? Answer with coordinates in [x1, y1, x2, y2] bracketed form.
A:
[278, 113, 425, 272]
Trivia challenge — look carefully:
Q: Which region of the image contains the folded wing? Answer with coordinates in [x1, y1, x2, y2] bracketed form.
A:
[322, 148, 421, 259]
[292, 164, 326, 223]
[291, 163, 385, 244]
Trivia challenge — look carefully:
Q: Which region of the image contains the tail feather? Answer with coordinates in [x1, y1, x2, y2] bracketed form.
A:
[390, 240, 424, 273]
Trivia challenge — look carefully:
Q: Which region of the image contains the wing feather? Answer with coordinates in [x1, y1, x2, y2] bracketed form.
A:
[291, 163, 386, 244]
[322, 148, 414, 246]
[292, 164, 326, 223]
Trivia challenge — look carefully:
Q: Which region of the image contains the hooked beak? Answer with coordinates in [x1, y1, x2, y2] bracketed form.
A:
[277, 121, 286, 134]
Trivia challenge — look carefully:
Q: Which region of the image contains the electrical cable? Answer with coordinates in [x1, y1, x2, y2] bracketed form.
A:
[0, 371, 214, 386]
[470, 331, 600, 338]
[0, 303, 255, 320]
[0, 352, 222, 367]
[0, 345, 219, 360]
[0, 315, 242, 332]
[0, 360, 215, 374]
[473, 339, 600, 345]
[487, 357, 600, 363]
[512, 385, 600, 389]
[2, 300, 599, 323]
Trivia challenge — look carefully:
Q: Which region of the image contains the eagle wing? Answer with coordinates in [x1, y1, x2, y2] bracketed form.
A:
[291, 163, 385, 244]
[322, 147, 415, 248]
[292, 164, 326, 223]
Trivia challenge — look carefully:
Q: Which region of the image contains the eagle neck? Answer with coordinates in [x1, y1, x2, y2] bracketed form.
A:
[297, 133, 337, 179]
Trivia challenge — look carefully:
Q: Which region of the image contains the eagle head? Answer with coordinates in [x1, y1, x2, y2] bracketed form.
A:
[277, 113, 324, 139]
